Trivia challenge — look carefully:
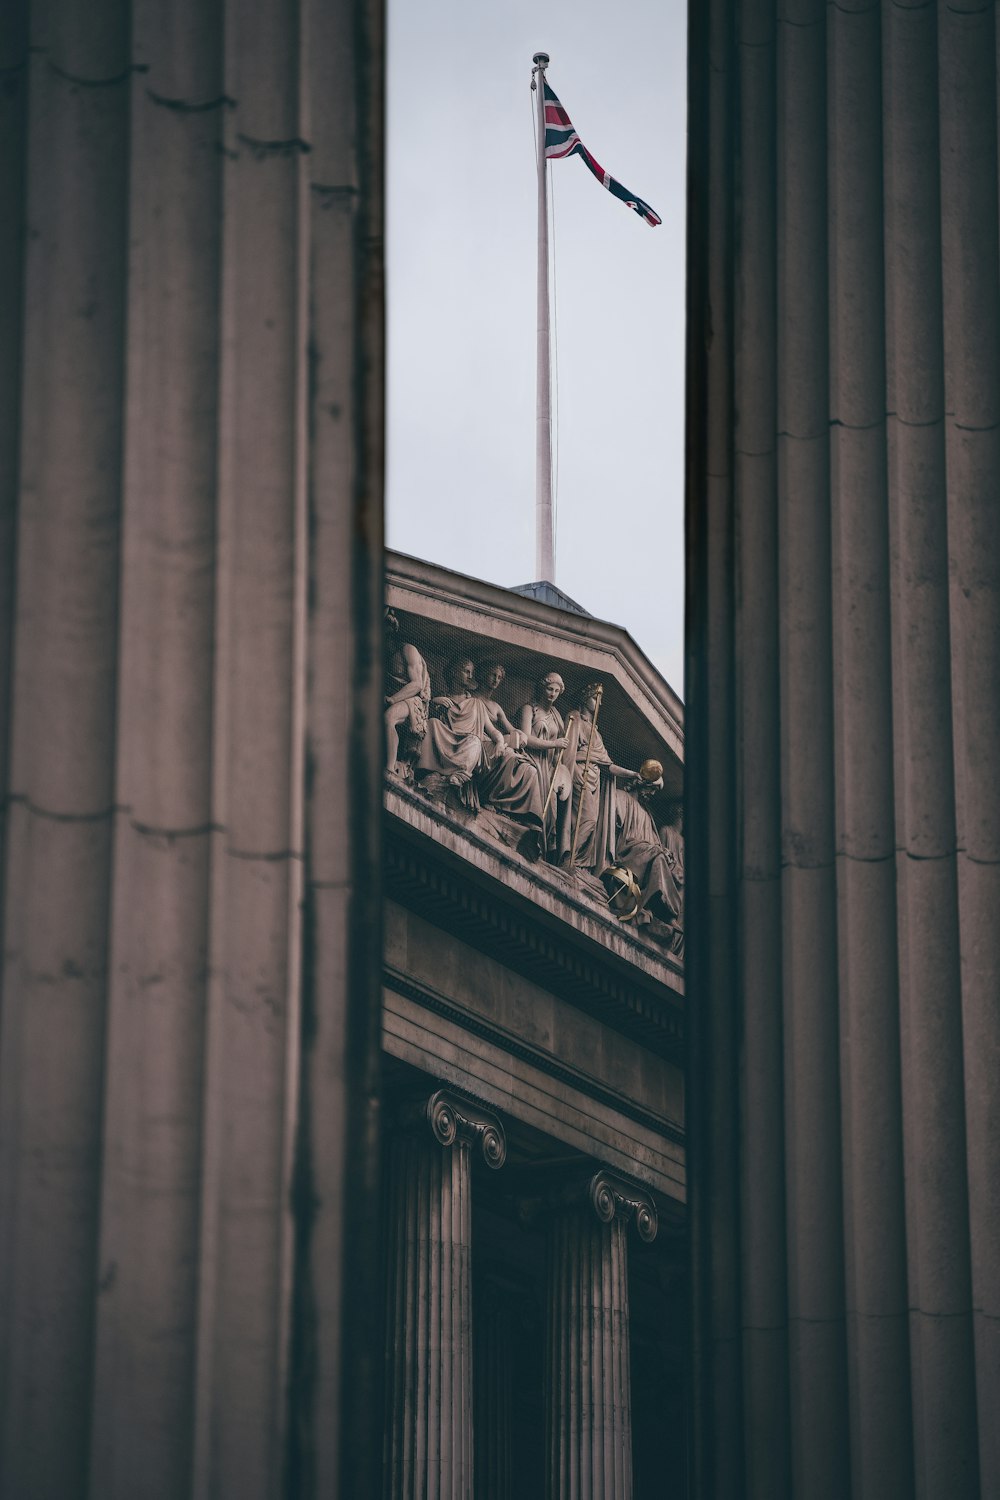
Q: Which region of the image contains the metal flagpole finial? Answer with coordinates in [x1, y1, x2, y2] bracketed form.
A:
[532, 52, 549, 70]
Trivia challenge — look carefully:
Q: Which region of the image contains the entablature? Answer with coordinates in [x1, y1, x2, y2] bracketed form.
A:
[385, 781, 683, 1058]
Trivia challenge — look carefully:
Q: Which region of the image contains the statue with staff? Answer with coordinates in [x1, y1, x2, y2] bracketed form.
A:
[564, 682, 649, 872]
[384, 608, 431, 780]
[516, 670, 572, 862]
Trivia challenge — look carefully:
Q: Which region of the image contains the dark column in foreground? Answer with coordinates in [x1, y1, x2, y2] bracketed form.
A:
[686, 1, 999, 1495]
[0, 1, 385, 1495]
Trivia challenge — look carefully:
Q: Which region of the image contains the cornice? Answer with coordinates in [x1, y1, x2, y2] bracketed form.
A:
[386, 779, 682, 977]
[384, 806, 685, 1062]
[384, 965, 686, 1148]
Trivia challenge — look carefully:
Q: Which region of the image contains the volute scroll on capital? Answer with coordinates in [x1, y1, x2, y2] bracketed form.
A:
[588, 1169, 658, 1243]
[425, 1086, 507, 1169]
[517, 1166, 659, 1242]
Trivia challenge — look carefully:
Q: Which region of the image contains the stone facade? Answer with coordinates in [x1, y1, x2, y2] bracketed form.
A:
[382, 553, 686, 1497]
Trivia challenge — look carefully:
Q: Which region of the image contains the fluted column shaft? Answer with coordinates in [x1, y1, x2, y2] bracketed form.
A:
[545, 1174, 656, 1500]
[828, 2, 913, 1494]
[0, 6, 130, 1493]
[735, 0, 789, 1490]
[776, 3, 849, 1492]
[937, 5, 1000, 1494]
[685, 0, 741, 1490]
[689, 0, 999, 1496]
[0, 1, 385, 1495]
[883, 6, 979, 1494]
[384, 1090, 506, 1500]
[546, 1213, 632, 1500]
[384, 1133, 474, 1500]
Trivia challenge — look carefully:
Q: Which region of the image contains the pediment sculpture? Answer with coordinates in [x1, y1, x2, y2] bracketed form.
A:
[384, 611, 683, 952]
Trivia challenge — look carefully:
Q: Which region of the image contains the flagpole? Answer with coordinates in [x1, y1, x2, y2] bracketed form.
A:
[532, 51, 555, 583]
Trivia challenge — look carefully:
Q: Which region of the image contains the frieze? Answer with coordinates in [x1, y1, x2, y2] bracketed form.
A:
[384, 607, 684, 956]
[384, 820, 685, 1060]
[385, 551, 684, 758]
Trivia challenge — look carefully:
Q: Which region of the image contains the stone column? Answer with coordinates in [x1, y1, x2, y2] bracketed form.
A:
[688, 2, 999, 1496]
[545, 1171, 657, 1500]
[0, 2, 385, 1496]
[776, 7, 850, 1494]
[383, 1088, 506, 1500]
[937, 6, 1000, 1495]
[735, 5, 789, 1493]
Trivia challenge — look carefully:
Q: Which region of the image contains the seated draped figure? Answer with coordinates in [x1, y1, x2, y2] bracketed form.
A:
[472, 659, 548, 838]
[563, 681, 684, 947]
[410, 655, 545, 858]
[384, 632, 683, 948]
[383, 608, 430, 780]
[416, 655, 490, 791]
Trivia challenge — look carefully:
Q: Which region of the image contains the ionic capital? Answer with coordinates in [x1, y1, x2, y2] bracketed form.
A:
[423, 1086, 507, 1169]
[588, 1169, 658, 1242]
[518, 1166, 659, 1242]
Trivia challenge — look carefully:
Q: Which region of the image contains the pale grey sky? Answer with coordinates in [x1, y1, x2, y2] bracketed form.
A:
[386, 0, 687, 695]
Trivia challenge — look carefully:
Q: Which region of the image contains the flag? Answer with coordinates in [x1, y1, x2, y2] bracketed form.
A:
[543, 80, 661, 228]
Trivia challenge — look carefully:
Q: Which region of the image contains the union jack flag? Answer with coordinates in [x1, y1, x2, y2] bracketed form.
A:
[543, 80, 661, 228]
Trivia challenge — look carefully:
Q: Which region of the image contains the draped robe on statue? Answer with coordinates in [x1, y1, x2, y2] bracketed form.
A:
[521, 701, 572, 861]
[565, 713, 616, 871]
[660, 820, 684, 951]
[614, 789, 682, 925]
[418, 696, 545, 845]
[416, 693, 485, 786]
[475, 699, 546, 833]
[566, 713, 682, 926]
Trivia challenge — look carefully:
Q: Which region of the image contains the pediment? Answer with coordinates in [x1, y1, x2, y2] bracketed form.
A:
[384, 551, 685, 979]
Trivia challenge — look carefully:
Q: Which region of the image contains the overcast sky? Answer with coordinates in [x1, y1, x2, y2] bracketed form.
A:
[386, 0, 687, 695]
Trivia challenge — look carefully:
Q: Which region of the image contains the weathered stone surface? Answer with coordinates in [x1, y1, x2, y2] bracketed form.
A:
[382, 557, 686, 960]
[688, 2, 999, 1495]
[545, 1205, 635, 1500]
[0, 3, 386, 1497]
[383, 1090, 505, 1500]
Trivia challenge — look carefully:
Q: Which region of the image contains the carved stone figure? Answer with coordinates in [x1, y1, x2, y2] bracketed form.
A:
[384, 609, 431, 779]
[474, 660, 526, 749]
[415, 656, 498, 800]
[565, 682, 636, 870]
[517, 671, 571, 862]
[384, 633, 682, 943]
[659, 798, 684, 955]
[470, 661, 547, 850]
[613, 779, 682, 931]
